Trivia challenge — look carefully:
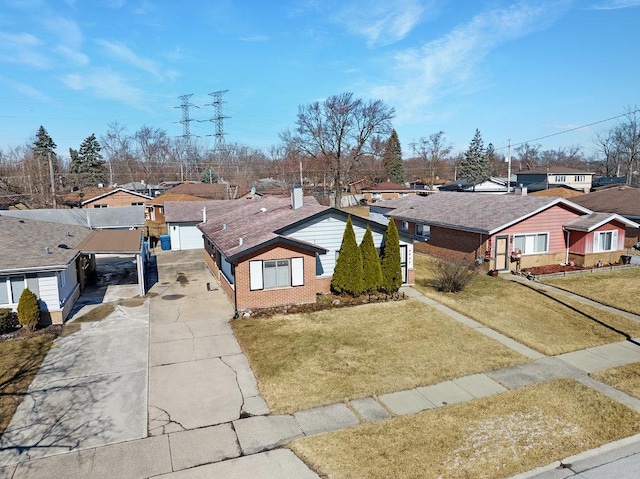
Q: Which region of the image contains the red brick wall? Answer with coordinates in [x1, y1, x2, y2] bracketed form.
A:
[234, 245, 318, 311]
[83, 190, 148, 208]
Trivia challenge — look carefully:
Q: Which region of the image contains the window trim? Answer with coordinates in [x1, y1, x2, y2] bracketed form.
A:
[249, 257, 305, 291]
[593, 229, 618, 253]
[513, 232, 549, 255]
[401, 221, 409, 231]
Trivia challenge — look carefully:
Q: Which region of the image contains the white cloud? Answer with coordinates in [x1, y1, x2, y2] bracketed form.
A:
[369, 1, 571, 123]
[0, 32, 50, 68]
[334, 0, 427, 46]
[0, 75, 50, 102]
[43, 17, 83, 46]
[590, 0, 640, 9]
[55, 45, 89, 65]
[96, 39, 166, 79]
[62, 69, 144, 107]
[239, 34, 270, 42]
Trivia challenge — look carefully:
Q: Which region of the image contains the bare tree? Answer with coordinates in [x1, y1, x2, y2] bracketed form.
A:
[514, 143, 541, 171]
[614, 108, 640, 184]
[594, 130, 622, 176]
[411, 131, 452, 188]
[281, 92, 395, 207]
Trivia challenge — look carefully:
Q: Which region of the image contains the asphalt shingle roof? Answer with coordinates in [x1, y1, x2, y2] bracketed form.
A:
[165, 183, 234, 200]
[388, 192, 589, 234]
[163, 200, 242, 223]
[0, 206, 145, 229]
[0, 216, 91, 272]
[570, 186, 640, 218]
[362, 181, 411, 191]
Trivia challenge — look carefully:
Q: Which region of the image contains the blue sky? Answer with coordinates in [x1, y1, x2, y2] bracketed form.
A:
[1, 0, 639, 161]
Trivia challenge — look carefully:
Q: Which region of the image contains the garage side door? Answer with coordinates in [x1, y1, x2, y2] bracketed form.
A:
[179, 225, 204, 250]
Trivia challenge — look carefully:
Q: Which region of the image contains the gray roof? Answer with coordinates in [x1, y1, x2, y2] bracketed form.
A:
[164, 200, 242, 223]
[370, 195, 427, 211]
[0, 216, 92, 273]
[563, 212, 639, 232]
[388, 192, 592, 235]
[0, 206, 145, 229]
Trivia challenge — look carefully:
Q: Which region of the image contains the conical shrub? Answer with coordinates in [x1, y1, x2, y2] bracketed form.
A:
[381, 217, 402, 293]
[17, 288, 40, 332]
[360, 225, 382, 293]
[331, 216, 363, 295]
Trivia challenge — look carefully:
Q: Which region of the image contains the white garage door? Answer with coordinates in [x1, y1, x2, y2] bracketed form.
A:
[178, 225, 203, 250]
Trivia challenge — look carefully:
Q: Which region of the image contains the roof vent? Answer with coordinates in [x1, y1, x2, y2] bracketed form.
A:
[222, 224, 227, 230]
[260, 207, 267, 213]
[66, 231, 72, 237]
[44, 247, 50, 255]
[239, 237, 243, 246]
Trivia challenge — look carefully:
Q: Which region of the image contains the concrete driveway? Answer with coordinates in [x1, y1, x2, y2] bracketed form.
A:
[0, 288, 149, 466]
[148, 250, 268, 434]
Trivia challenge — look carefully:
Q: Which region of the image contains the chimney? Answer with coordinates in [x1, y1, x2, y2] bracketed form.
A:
[515, 185, 528, 196]
[202, 207, 207, 223]
[291, 185, 303, 210]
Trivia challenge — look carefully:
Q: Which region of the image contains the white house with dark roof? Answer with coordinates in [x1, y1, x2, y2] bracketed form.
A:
[384, 193, 637, 271]
[198, 189, 414, 314]
[515, 168, 595, 193]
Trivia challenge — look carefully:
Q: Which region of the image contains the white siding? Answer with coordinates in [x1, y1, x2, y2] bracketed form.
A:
[38, 273, 61, 312]
[285, 214, 384, 277]
[169, 222, 203, 251]
[368, 206, 390, 225]
[58, 262, 78, 308]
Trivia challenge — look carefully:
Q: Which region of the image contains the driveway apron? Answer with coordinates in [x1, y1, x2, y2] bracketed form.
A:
[0, 293, 149, 466]
[148, 251, 269, 435]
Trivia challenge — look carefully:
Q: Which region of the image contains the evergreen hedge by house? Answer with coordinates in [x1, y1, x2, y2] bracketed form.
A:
[380, 217, 402, 293]
[331, 216, 364, 296]
[17, 288, 40, 332]
[360, 225, 383, 293]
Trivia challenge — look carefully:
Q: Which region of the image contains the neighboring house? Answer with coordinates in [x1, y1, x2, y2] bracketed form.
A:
[368, 195, 429, 238]
[118, 181, 162, 197]
[0, 216, 93, 324]
[570, 186, 640, 247]
[361, 181, 416, 203]
[164, 182, 238, 200]
[439, 177, 510, 194]
[386, 193, 637, 271]
[0, 206, 145, 230]
[81, 187, 154, 208]
[516, 168, 595, 193]
[145, 193, 208, 222]
[164, 200, 239, 250]
[198, 189, 415, 314]
[528, 185, 586, 199]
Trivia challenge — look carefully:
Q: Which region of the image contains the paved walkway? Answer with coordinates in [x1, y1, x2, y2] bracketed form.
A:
[4, 258, 640, 478]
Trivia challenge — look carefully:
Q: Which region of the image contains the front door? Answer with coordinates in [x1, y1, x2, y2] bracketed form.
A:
[494, 235, 509, 271]
[400, 245, 408, 283]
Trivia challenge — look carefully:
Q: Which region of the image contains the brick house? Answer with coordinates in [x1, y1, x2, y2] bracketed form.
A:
[384, 193, 637, 271]
[198, 189, 414, 314]
[361, 181, 417, 203]
[80, 187, 153, 208]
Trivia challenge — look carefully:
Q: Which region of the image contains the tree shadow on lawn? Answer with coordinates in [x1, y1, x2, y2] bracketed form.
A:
[519, 282, 640, 348]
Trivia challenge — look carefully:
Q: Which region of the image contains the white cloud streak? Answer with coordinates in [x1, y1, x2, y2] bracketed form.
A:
[0, 75, 50, 102]
[62, 69, 144, 107]
[0, 32, 50, 68]
[369, 1, 571, 123]
[589, 0, 640, 9]
[96, 39, 166, 79]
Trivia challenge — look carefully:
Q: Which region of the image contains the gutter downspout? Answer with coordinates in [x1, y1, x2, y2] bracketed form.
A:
[232, 265, 239, 319]
[564, 229, 570, 265]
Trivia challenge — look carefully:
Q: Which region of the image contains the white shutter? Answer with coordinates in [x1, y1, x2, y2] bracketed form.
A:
[291, 257, 304, 286]
[593, 232, 599, 253]
[613, 230, 619, 250]
[249, 260, 263, 290]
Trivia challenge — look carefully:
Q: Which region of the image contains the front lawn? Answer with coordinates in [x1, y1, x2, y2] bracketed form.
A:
[290, 379, 640, 479]
[540, 267, 640, 315]
[413, 254, 640, 355]
[232, 300, 527, 414]
[592, 362, 640, 400]
[0, 335, 55, 436]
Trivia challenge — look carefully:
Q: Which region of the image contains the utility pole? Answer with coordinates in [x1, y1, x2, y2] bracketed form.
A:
[506, 139, 512, 194]
[47, 150, 57, 209]
[299, 161, 303, 186]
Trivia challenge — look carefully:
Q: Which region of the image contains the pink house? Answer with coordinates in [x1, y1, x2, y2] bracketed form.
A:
[385, 193, 637, 271]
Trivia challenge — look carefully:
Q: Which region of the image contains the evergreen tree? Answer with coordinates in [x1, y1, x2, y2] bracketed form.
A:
[380, 217, 402, 293]
[459, 129, 489, 190]
[360, 225, 383, 293]
[68, 148, 80, 185]
[70, 133, 106, 186]
[33, 125, 57, 155]
[331, 216, 363, 295]
[200, 167, 219, 184]
[17, 288, 40, 332]
[31, 125, 60, 206]
[382, 129, 405, 184]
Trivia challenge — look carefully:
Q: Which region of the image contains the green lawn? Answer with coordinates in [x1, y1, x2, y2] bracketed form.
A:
[413, 254, 640, 355]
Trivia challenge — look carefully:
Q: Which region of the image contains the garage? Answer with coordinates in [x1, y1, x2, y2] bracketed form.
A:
[168, 222, 204, 251]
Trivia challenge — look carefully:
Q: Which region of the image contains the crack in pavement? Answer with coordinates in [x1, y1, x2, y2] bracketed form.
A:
[149, 405, 187, 436]
[219, 356, 246, 418]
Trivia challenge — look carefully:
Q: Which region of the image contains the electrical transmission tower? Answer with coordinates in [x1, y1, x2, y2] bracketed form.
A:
[175, 94, 198, 139]
[207, 90, 230, 149]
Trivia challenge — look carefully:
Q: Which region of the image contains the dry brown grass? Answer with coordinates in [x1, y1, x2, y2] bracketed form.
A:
[290, 379, 640, 479]
[0, 335, 55, 436]
[541, 268, 640, 315]
[232, 300, 526, 414]
[413, 254, 640, 355]
[339, 205, 370, 219]
[592, 362, 640, 399]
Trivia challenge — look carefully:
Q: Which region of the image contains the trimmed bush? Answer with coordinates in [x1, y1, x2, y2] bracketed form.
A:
[433, 260, 478, 292]
[0, 308, 18, 334]
[331, 216, 364, 296]
[380, 218, 402, 293]
[360, 226, 383, 293]
[17, 288, 40, 332]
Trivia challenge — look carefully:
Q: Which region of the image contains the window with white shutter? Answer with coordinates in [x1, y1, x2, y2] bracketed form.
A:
[291, 257, 304, 286]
